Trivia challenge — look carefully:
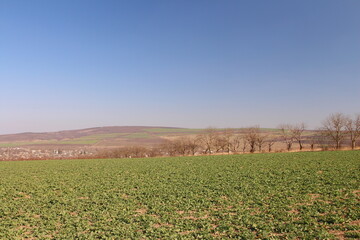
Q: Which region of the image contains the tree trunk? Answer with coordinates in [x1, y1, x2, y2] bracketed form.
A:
[287, 143, 292, 151]
[336, 140, 341, 149]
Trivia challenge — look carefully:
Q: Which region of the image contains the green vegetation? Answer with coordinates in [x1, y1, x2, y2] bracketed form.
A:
[55, 139, 99, 145]
[145, 128, 203, 133]
[145, 127, 280, 133]
[124, 132, 152, 139]
[0, 151, 359, 239]
[55, 133, 129, 145]
[0, 142, 31, 148]
[74, 133, 128, 140]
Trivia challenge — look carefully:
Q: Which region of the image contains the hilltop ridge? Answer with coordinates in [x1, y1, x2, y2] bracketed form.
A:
[0, 126, 198, 148]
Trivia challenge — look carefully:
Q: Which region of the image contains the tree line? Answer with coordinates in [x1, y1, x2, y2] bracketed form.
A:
[97, 113, 360, 158]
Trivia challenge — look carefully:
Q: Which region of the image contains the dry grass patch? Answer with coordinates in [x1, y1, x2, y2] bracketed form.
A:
[134, 208, 147, 215]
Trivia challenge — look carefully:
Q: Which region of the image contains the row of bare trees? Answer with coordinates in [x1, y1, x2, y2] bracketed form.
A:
[278, 123, 306, 151]
[276, 113, 360, 151]
[321, 113, 360, 149]
[97, 146, 158, 159]
[169, 113, 360, 155]
[97, 113, 360, 159]
[114, 127, 279, 157]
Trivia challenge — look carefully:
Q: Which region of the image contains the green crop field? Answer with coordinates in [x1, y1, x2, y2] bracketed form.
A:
[144, 128, 204, 134]
[0, 151, 359, 239]
[123, 132, 153, 139]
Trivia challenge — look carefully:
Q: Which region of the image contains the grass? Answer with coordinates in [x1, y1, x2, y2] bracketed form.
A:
[55, 139, 99, 145]
[73, 133, 128, 140]
[123, 132, 153, 139]
[144, 128, 204, 133]
[144, 128, 282, 133]
[0, 151, 359, 239]
[0, 142, 31, 147]
[55, 133, 130, 145]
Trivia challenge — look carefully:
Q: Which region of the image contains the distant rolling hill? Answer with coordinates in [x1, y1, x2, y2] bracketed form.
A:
[0, 126, 203, 148]
[0, 126, 291, 149]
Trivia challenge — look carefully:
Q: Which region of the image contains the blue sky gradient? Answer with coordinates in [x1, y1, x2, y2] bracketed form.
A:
[1, 0, 359, 133]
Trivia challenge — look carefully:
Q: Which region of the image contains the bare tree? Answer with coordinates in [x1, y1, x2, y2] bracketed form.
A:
[345, 114, 360, 150]
[130, 146, 147, 158]
[308, 133, 318, 151]
[230, 135, 242, 153]
[147, 147, 162, 157]
[173, 137, 189, 155]
[279, 124, 295, 151]
[245, 126, 260, 153]
[198, 127, 218, 154]
[222, 128, 234, 154]
[321, 113, 347, 149]
[214, 135, 228, 153]
[355, 114, 360, 148]
[187, 136, 201, 155]
[256, 134, 267, 152]
[290, 123, 306, 150]
[161, 140, 177, 156]
[267, 138, 277, 152]
[241, 135, 248, 153]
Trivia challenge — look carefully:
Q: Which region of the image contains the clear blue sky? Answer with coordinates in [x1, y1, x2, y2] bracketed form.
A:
[1, 0, 359, 134]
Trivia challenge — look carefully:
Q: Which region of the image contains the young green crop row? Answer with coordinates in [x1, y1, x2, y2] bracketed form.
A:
[0, 151, 359, 239]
